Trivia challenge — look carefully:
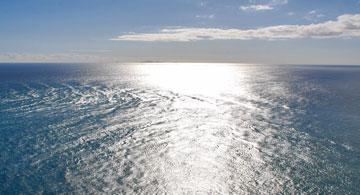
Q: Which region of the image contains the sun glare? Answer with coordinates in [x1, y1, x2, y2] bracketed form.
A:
[136, 63, 239, 96]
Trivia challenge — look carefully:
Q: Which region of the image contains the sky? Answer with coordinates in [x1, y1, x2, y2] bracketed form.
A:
[1, 0, 360, 64]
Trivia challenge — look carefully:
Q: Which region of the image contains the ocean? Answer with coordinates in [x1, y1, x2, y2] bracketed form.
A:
[0, 63, 359, 194]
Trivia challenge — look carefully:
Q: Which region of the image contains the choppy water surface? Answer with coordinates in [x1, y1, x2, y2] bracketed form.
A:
[1, 63, 359, 194]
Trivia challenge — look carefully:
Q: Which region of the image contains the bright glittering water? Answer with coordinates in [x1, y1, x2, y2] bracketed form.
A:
[1, 63, 360, 194]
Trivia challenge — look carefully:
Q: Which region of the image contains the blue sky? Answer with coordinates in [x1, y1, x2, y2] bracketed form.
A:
[1, 0, 360, 64]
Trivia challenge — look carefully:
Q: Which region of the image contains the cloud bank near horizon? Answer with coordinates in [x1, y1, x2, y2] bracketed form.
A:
[0, 53, 114, 63]
[112, 14, 360, 42]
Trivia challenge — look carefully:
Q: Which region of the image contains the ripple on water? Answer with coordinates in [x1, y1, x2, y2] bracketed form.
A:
[1, 64, 359, 194]
[0, 80, 311, 194]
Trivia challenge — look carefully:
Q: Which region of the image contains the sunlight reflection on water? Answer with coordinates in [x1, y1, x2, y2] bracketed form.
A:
[1, 63, 359, 194]
[135, 63, 243, 96]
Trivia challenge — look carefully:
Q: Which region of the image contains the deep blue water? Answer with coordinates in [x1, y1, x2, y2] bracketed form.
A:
[0, 63, 360, 194]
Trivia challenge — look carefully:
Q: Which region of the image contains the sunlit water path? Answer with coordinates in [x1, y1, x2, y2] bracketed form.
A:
[1, 63, 359, 194]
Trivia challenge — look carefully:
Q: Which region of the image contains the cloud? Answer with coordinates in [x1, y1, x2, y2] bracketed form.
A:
[195, 14, 215, 19]
[271, 0, 288, 5]
[287, 12, 295, 16]
[240, 0, 287, 12]
[240, 4, 274, 11]
[0, 53, 114, 62]
[304, 10, 325, 21]
[111, 14, 360, 42]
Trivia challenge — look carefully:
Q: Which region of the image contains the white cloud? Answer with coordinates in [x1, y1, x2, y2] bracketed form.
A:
[287, 12, 295, 16]
[111, 14, 360, 42]
[240, 0, 287, 12]
[240, 4, 274, 11]
[304, 10, 325, 21]
[271, 0, 288, 5]
[0, 53, 113, 62]
[195, 14, 215, 19]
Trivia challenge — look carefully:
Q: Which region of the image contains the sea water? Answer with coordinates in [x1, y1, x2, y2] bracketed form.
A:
[0, 63, 359, 194]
